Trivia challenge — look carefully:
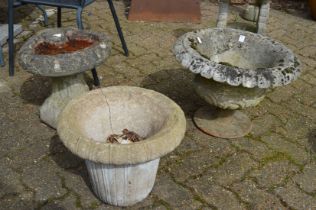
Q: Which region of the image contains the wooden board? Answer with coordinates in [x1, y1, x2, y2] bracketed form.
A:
[128, 0, 201, 23]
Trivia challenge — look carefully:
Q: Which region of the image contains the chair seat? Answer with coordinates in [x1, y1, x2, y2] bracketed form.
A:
[19, 0, 83, 8]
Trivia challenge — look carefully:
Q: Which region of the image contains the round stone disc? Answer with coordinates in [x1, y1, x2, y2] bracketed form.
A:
[193, 106, 252, 138]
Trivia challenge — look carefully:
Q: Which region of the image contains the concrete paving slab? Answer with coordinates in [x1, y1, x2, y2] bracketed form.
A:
[0, 24, 23, 46]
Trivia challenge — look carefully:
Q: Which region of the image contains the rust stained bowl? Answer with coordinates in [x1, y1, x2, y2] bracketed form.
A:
[19, 28, 111, 77]
[34, 38, 95, 55]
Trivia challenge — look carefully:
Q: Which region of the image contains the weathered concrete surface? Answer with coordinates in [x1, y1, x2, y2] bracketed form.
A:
[193, 75, 267, 109]
[0, 1, 315, 209]
[18, 28, 111, 128]
[0, 24, 23, 46]
[40, 74, 89, 128]
[174, 28, 301, 88]
[19, 28, 112, 77]
[58, 86, 186, 165]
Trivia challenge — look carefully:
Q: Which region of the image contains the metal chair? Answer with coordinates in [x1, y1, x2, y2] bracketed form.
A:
[8, 0, 129, 86]
[3, 3, 47, 68]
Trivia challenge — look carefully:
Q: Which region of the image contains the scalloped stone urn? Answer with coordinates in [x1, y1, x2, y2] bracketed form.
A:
[19, 28, 111, 128]
[57, 86, 186, 206]
[174, 28, 300, 138]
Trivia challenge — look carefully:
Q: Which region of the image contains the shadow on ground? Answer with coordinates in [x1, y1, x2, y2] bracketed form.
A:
[141, 69, 206, 116]
[20, 75, 52, 105]
[0, 4, 35, 23]
[0, 181, 36, 209]
[19, 74, 98, 106]
[228, 22, 257, 33]
[49, 135, 92, 190]
[173, 28, 196, 38]
[308, 129, 316, 153]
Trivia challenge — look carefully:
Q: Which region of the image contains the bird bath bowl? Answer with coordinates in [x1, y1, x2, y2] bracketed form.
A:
[174, 28, 300, 138]
[19, 28, 111, 128]
[57, 86, 186, 206]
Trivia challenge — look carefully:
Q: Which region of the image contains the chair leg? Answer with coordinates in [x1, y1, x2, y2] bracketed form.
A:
[8, 0, 14, 76]
[76, 7, 84, 30]
[36, 5, 48, 26]
[76, 8, 100, 86]
[217, 0, 230, 28]
[107, 0, 129, 56]
[0, 46, 4, 67]
[57, 7, 62, 27]
[91, 68, 100, 87]
[257, 1, 270, 34]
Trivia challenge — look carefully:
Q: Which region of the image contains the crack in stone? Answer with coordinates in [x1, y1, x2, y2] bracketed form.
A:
[274, 193, 296, 210]
[228, 142, 261, 162]
[33, 173, 72, 210]
[221, 185, 251, 209]
[151, 194, 173, 210]
[294, 181, 316, 198]
[166, 170, 219, 209]
[187, 153, 235, 181]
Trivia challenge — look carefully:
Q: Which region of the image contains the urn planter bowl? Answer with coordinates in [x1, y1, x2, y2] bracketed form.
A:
[19, 28, 111, 128]
[174, 28, 300, 138]
[57, 86, 186, 206]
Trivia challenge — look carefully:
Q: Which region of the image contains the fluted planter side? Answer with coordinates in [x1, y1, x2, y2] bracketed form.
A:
[86, 159, 160, 206]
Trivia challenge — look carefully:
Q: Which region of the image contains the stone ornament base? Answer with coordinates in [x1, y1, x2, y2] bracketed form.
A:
[85, 159, 160, 206]
[194, 75, 266, 110]
[40, 74, 88, 128]
[193, 106, 252, 138]
[240, 5, 260, 22]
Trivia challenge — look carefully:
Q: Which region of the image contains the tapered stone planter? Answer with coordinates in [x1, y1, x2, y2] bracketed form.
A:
[174, 28, 300, 138]
[19, 28, 111, 128]
[57, 86, 186, 206]
[241, 5, 260, 22]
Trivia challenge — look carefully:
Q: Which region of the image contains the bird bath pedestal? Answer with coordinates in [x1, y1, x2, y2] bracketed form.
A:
[174, 28, 300, 138]
[19, 28, 111, 128]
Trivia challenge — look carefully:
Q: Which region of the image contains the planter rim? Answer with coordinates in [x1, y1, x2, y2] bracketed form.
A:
[173, 28, 301, 88]
[57, 86, 186, 165]
[18, 28, 112, 77]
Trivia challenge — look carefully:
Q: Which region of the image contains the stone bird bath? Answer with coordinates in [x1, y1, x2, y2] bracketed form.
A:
[19, 28, 111, 128]
[57, 86, 186, 206]
[174, 28, 300, 138]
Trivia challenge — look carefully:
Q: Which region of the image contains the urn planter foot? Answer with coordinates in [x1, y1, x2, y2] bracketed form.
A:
[194, 106, 252, 138]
